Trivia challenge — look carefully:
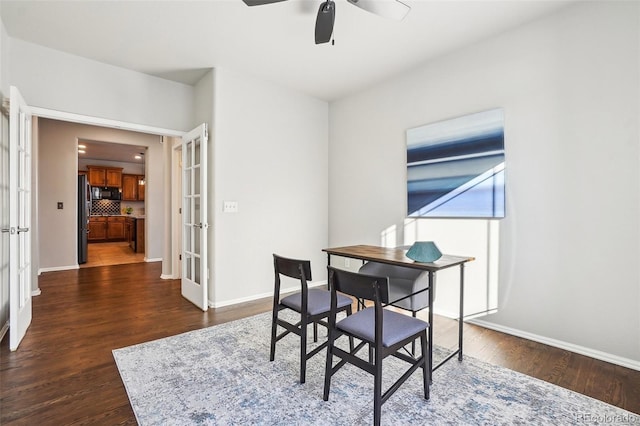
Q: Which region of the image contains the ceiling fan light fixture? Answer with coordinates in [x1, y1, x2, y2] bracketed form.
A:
[315, 0, 336, 44]
[346, 0, 410, 21]
[241, 0, 288, 6]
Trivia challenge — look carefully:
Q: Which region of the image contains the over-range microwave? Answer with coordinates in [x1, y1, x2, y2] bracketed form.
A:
[92, 186, 121, 200]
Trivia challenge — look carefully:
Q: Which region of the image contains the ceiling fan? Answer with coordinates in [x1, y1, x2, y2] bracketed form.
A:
[241, 0, 410, 45]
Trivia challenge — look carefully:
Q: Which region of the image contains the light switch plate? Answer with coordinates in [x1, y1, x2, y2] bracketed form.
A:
[223, 201, 238, 213]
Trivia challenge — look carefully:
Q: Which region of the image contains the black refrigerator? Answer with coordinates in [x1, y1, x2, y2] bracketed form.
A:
[78, 175, 91, 264]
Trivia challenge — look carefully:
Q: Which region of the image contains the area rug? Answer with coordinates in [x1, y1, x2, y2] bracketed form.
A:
[113, 312, 636, 425]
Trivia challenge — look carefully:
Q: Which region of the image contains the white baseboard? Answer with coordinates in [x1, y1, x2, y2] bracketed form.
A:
[32, 288, 41, 296]
[39, 264, 79, 274]
[210, 280, 327, 309]
[145, 258, 162, 263]
[470, 318, 640, 372]
[160, 274, 176, 280]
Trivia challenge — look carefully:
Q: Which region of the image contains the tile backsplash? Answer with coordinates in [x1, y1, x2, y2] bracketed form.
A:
[91, 200, 121, 215]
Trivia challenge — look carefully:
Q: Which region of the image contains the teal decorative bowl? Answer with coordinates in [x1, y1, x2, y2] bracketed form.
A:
[405, 241, 442, 263]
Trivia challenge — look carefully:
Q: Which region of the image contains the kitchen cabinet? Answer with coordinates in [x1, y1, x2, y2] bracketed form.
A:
[122, 174, 137, 200]
[88, 216, 107, 241]
[124, 217, 133, 243]
[137, 178, 145, 201]
[126, 217, 145, 253]
[88, 216, 126, 242]
[107, 216, 125, 240]
[122, 174, 145, 201]
[87, 166, 123, 188]
[135, 218, 145, 253]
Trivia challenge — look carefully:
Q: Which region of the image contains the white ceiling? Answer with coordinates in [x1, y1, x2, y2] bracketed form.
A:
[0, 0, 576, 102]
[78, 139, 147, 164]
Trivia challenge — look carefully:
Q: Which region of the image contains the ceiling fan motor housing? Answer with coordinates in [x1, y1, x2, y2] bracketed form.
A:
[315, 1, 336, 44]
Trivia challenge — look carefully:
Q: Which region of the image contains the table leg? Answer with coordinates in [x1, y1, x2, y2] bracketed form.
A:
[428, 271, 434, 382]
[458, 263, 465, 361]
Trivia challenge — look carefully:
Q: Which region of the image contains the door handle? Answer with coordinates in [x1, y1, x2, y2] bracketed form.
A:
[17, 227, 29, 233]
[2, 227, 15, 234]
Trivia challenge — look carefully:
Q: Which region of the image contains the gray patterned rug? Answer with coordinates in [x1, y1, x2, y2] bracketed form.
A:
[113, 312, 636, 425]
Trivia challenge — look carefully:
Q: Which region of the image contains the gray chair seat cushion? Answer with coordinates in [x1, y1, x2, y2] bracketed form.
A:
[336, 307, 428, 347]
[282, 289, 352, 316]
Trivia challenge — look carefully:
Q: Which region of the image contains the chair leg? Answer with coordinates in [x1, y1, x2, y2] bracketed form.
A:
[323, 331, 334, 401]
[411, 311, 417, 356]
[347, 306, 354, 351]
[269, 307, 278, 362]
[313, 321, 318, 343]
[373, 350, 383, 426]
[300, 321, 307, 384]
[421, 333, 430, 400]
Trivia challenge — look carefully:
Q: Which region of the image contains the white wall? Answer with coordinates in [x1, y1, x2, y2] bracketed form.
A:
[212, 67, 329, 306]
[8, 38, 194, 131]
[329, 1, 639, 366]
[193, 70, 215, 299]
[5, 35, 196, 283]
[37, 119, 163, 270]
[0, 18, 7, 96]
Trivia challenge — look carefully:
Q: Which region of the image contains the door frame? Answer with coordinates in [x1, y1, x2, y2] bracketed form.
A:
[28, 106, 185, 288]
[171, 141, 183, 280]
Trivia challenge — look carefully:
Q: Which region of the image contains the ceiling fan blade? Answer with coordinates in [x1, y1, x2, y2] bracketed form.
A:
[315, 0, 336, 44]
[346, 0, 410, 21]
[242, 0, 288, 6]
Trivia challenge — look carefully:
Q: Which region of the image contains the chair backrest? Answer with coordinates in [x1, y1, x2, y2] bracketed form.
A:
[273, 254, 312, 281]
[328, 266, 390, 349]
[273, 254, 312, 304]
[328, 266, 389, 305]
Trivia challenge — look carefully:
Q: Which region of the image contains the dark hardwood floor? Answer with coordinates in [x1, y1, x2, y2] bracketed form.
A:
[1, 262, 638, 424]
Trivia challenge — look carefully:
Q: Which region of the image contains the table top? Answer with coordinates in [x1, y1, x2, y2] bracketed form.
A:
[323, 245, 474, 272]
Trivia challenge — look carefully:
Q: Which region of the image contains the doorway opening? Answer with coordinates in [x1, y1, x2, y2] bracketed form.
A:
[29, 107, 183, 282]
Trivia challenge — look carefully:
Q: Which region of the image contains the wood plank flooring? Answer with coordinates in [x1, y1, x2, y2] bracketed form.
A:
[81, 241, 145, 268]
[1, 262, 638, 424]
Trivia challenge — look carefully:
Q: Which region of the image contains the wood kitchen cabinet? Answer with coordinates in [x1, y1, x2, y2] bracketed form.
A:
[107, 216, 125, 240]
[124, 217, 133, 243]
[137, 179, 145, 201]
[126, 216, 145, 253]
[88, 216, 125, 242]
[122, 174, 138, 200]
[122, 174, 145, 201]
[88, 217, 107, 241]
[135, 218, 145, 253]
[87, 166, 123, 187]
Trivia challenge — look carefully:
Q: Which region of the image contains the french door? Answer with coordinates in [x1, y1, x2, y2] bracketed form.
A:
[8, 86, 33, 350]
[181, 124, 209, 311]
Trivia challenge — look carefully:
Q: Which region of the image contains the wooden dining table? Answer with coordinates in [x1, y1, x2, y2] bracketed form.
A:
[323, 244, 475, 377]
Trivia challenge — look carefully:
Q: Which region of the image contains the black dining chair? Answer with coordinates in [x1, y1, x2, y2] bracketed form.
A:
[270, 254, 353, 384]
[323, 266, 430, 426]
[359, 261, 433, 355]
